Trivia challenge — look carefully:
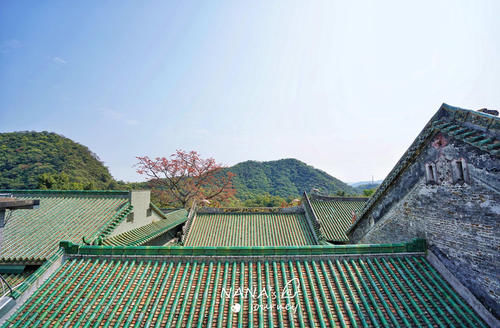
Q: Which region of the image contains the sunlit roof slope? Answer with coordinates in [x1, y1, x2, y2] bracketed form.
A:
[2, 239, 486, 327]
[304, 193, 369, 242]
[0, 190, 131, 263]
[101, 208, 188, 246]
[183, 209, 318, 246]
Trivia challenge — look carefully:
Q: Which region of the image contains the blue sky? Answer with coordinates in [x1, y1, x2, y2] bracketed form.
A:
[1, 1, 499, 183]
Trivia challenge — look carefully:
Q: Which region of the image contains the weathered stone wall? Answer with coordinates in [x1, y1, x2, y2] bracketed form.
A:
[354, 133, 500, 319]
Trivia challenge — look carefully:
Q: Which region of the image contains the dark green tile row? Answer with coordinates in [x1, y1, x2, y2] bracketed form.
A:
[102, 209, 188, 246]
[60, 238, 427, 257]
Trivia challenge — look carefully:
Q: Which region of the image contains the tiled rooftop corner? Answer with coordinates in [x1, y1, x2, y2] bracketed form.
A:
[303, 192, 369, 243]
[0, 190, 132, 263]
[101, 209, 188, 246]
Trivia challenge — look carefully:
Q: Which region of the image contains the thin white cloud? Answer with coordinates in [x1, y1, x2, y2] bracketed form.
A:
[0, 39, 22, 53]
[52, 56, 67, 64]
[125, 119, 139, 126]
[100, 108, 140, 126]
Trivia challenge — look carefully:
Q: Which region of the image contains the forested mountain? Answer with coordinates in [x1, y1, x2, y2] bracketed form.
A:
[0, 131, 116, 189]
[0, 132, 358, 200]
[228, 159, 357, 200]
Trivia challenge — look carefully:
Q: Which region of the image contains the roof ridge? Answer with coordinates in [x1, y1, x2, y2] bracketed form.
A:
[196, 206, 303, 214]
[301, 191, 324, 243]
[347, 103, 500, 237]
[60, 238, 427, 257]
[309, 195, 370, 202]
[83, 203, 134, 245]
[0, 189, 130, 196]
[440, 103, 500, 128]
[102, 211, 188, 246]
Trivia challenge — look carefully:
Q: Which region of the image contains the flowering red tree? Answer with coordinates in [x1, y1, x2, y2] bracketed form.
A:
[136, 150, 235, 207]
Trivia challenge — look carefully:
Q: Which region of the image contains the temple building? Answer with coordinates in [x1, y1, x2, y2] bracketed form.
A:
[0, 190, 186, 301]
[0, 103, 498, 326]
[348, 104, 500, 321]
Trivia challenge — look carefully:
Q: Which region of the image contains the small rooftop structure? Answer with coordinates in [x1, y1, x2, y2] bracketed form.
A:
[102, 208, 188, 246]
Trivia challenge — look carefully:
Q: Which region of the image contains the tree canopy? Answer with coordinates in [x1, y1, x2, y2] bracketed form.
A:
[0, 131, 116, 189]
[227, 159, 357, 200]
[136, 150, 236, 207]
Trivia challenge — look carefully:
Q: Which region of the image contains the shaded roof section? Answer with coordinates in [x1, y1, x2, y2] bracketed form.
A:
[4, 239, 486, 327]
[0, 198, 39, 211]
[304, 193, 368, 242]
[102, 209, 188, 246]
[348, 103, 500, 238]
[184, 209, 318, 246]
[0, 267, 37, 297]
[0, 190, 131, 263]
[160, 208, 182, 215]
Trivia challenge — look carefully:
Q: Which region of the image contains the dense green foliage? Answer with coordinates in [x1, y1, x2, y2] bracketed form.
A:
[227, 159, 357, 200]
[353, 182, 381, 194]
[0, 131, 117, 189]
[226, 193, 299, 208]
[0, 133, 363, 207]
[362, 188, 377, 196]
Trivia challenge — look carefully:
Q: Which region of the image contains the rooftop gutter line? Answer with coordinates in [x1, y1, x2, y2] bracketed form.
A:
[196, 206, 303, 214]
[0, 276, 13, 299]
[309, 194, 370, 202]
[127, 216, 187, 246]
[149, 203, 187, 221]
[302, 192, 322, 244]
[59, 238, 427, 257]
[149, 202, 169, 219]
[65, 252, 427, 264]
[85, 203, 133, 245]
[102, 214, 188, 246]
[181, 201, 197, 244]
[426, 250, 499, 328]
[0, 249, 65, 326]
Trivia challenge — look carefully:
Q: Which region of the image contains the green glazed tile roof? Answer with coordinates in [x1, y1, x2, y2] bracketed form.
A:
[102, 209, 188, 246]
[184, 212, 318, 246]
[0, 190, 131, 263]
[3, 241, 486, 327]
[0, 268, 37, 297]
[309, 196, 368, 242]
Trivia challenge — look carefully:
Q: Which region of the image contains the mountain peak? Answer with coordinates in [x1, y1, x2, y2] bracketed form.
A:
[228, 159, 356, 199]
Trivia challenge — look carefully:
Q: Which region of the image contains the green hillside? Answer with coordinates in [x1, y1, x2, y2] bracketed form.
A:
[228, 159, 357, 200]
[0, 132, 358, 200]
[0, 131, 115, 190]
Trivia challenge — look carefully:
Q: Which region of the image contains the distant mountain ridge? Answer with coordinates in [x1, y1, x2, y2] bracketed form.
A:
[348, 180, 383, 187]
[348, 180, 382, 193]
[227, 159, 357, 200]
[0, 132, 359, 198]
